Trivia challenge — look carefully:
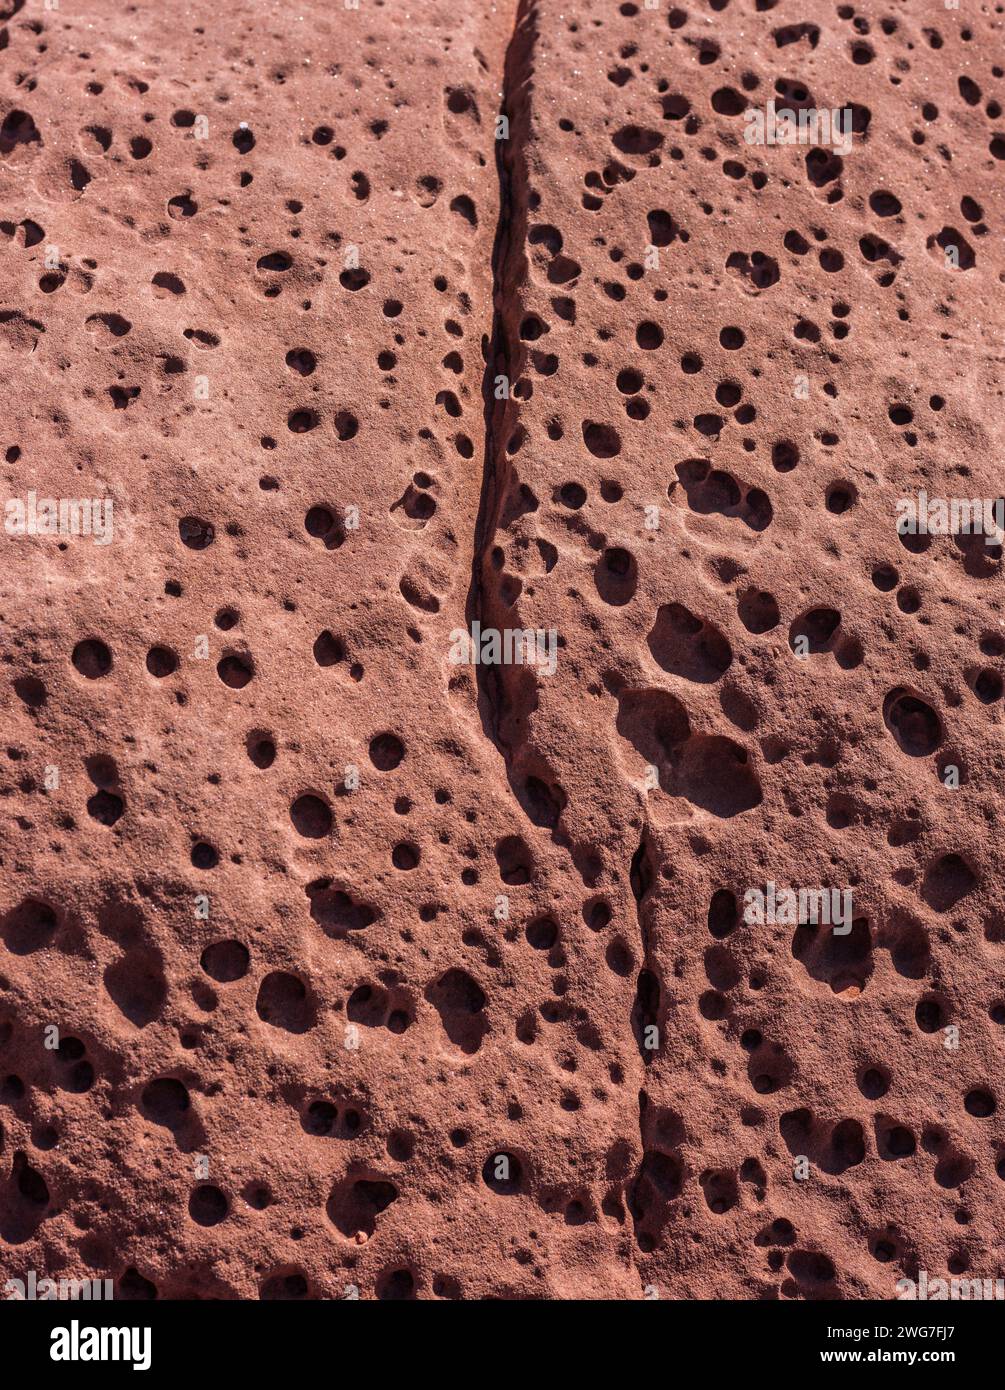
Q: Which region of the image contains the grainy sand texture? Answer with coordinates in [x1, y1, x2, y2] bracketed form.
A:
[1, 0, 1004, 1301]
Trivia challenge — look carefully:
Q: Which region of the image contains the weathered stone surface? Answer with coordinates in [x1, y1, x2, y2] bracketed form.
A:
[1, 0, 1004, 1300]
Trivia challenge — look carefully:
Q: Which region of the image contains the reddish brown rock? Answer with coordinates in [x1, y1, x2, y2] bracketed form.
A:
[1, 0, 1004, 1301]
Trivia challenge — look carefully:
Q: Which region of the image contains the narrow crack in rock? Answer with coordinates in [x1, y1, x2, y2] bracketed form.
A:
[468, 0, 538, 764]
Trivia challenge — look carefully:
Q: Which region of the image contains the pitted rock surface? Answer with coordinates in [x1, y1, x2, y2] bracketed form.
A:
[1, 0, 1004, 1300]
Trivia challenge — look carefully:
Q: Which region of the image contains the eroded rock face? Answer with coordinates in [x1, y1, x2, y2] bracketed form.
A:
[1, 0, 1004, 1300]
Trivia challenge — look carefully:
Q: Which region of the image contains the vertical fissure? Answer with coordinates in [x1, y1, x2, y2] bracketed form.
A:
[630, 829, 660, 1068]
[466, 0, 538, 762]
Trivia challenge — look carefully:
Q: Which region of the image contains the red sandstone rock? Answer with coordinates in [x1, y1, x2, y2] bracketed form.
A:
[1, 0, 1004, 1301]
